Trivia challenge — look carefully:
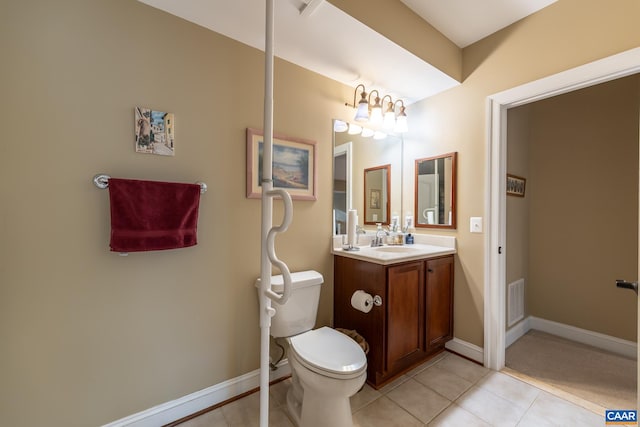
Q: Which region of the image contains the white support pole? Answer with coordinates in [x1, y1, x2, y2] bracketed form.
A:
[259, 1, 275, 426]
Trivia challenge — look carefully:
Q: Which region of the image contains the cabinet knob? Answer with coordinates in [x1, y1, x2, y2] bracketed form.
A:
[428, 268, 434, 273]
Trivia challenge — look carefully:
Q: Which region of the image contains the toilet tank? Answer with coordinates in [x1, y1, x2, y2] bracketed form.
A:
[266, 270, 323, 338]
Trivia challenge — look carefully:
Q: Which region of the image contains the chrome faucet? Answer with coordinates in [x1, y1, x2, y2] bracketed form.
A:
[371, 223, 387, 247]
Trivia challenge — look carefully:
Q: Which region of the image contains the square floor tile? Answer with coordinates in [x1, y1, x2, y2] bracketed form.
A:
[428, 403, 491, 427]
[377, 374, 410, 394]
[456, 385, 527, 426]
[404, 352, 449, 378]
[220, 392, 283, 426]
[414, 364, 473, 401]
[517, 391, 602, 427]
[269, 378, 291, 408]
[351, 384, 382, 412]
[386, 378, 451, 424]
[353, 396, 423, 427]
[476, 371, 540, 409]
[435, 354, 489, 384]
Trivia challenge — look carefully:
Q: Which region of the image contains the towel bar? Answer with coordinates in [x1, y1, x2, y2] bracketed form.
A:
[92, 174, 207, 194]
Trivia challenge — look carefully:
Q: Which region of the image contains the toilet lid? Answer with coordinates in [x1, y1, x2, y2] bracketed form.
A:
[289, 327, 367, 376]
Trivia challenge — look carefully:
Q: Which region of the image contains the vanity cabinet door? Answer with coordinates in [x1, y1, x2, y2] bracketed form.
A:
[425, 256, 454, 350]
[386, 261, 425, 372]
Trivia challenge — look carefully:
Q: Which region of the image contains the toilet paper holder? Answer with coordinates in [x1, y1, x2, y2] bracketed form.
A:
[351, 291, 383, 313]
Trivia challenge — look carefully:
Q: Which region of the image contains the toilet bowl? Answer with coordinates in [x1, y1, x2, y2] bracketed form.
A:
[263, 271, 367, 427]
[286, 327, 367, 427]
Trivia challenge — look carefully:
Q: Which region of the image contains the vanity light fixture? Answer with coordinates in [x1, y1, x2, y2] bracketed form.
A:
[347, 85, 408, 133]
[368, 90, 383, 124]
[382, 95, 395, 130]
[352, 84, 369, 122]
[394, 100, 408, 133]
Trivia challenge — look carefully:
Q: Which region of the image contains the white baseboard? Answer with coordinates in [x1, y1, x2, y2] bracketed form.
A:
[506, 317, 531, 348]
[445, 337, 484, 364]
[102, 361, 291, 427]
[506, 316, 637, 360]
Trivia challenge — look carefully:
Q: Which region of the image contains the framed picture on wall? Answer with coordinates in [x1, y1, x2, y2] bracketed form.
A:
[246, 128, 317, 200]
[135, 107, 175, 156]
[506, 174, 526, 197]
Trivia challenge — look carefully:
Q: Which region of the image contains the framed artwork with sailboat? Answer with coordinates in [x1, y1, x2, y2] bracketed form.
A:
[246, 128, 317, 200]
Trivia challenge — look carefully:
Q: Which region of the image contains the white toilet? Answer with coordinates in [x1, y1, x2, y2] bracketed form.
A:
[269, 270, 367, 427]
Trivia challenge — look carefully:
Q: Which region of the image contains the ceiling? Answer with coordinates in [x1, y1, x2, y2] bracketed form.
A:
[139, 0, 556, 104]
[400, 0, 557, 48]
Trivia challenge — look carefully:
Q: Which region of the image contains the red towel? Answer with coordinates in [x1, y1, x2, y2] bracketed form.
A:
[108, 178, 201, 252]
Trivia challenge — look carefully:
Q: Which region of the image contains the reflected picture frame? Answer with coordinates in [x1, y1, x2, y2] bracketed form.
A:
[506, 174, 526, 197]
[369, 189, 381, 209]
[246, 128, 317, 200]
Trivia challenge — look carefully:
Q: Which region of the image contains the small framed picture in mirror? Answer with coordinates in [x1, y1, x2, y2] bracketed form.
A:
[506, 174, 526, 197]
[370, 189, 381, 209]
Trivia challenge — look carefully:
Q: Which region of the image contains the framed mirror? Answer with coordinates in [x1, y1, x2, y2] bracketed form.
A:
[415, 152, 457, 229]
[364, 164, 391, 225]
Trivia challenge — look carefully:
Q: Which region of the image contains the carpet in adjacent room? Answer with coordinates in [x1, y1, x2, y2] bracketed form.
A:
[506, 330, 636, 410]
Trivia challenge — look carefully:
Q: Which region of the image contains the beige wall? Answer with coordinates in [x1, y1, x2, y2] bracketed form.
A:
[525, 76, 639, 341]
[0, 1, 352, 426]
[401, 0, 639, 346]
[1, 0, 639, 426]
[506, 104, 531, 320]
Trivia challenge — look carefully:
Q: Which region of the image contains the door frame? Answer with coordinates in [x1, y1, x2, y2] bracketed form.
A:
[484, 47, 640, 371]
[333, 141, 352, 235]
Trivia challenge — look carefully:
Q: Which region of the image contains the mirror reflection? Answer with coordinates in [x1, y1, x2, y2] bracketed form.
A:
[364, 165, 390, 225]
[333, 142, 350, 235]
[333, 120, 402, 235]
[415, 152, 457, 229]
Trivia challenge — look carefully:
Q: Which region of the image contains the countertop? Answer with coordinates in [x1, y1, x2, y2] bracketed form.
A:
[332, 234, 456, 266]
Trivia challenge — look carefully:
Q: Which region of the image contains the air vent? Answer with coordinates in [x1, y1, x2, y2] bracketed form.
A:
[508, 279, 525, 327]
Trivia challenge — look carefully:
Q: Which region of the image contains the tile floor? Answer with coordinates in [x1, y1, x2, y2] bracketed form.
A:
[179, 352, 612, 426]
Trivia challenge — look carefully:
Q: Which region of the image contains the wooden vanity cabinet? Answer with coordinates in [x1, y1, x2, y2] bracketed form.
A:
[386, 261, 425, 375]
[334, 254, 454, 389]
[425, 256, 454, 351]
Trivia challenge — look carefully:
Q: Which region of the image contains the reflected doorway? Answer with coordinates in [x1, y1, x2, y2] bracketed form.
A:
[333, 142, 352, 235]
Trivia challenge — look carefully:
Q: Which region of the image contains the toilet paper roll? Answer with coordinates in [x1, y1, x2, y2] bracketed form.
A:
[347, 209, 358, 247]
[351, 290, 373, 313]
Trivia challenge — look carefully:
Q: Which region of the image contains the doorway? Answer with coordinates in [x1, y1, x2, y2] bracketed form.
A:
[333, 141, 352, 235]
[484, 47, 640, 374]
[501, 76, 639, 410]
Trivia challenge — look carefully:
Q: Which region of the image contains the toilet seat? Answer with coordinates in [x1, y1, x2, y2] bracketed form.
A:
[289, 327, 367, 379]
